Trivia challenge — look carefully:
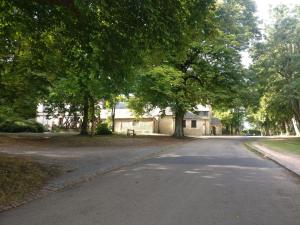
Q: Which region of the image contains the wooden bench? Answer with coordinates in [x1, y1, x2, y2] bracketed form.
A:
[127, 129, 136, 136]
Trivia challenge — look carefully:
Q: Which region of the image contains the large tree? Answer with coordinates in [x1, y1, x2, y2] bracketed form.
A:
[129, 0, 259, 137]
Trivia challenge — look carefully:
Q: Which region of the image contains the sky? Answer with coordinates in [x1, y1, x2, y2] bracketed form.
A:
[255, 0, 298, 26]
[241, 0, 298, 68]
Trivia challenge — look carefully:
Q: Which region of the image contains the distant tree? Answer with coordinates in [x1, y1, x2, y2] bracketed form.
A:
[213, 107, 245, 135]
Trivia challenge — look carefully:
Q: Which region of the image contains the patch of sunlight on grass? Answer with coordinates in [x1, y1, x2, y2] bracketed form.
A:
[259, 138, 300, 155]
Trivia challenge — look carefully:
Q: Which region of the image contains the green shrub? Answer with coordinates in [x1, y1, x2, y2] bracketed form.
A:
[96, 123, 112, 135]
[0, 118, 45, 133]
[0, 115, 8, 124]
[0, 107, 15, 123]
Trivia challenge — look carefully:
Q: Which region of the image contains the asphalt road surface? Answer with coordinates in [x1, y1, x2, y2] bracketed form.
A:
[1, 138, 300, 225]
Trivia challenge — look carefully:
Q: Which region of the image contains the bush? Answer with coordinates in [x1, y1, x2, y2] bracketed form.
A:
[0, 107, 15, 124]
[0, 118, 45, 133]
[0, 115, 8, 124]
[96, 123, 112, 135]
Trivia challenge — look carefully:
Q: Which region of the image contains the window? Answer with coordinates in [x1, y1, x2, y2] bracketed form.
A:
[202, 111, 209, 117]
[183, 120, 186, 128]
[191, 120, 197, 128]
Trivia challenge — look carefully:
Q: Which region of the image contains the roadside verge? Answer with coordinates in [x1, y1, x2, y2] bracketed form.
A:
[245, 142, 300, 177]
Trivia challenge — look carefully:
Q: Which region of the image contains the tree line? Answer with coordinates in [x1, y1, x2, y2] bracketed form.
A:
[247, 5, 300, 136]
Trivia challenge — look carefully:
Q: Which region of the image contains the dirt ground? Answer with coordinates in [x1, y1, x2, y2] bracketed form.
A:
[0, 133, 182, 148]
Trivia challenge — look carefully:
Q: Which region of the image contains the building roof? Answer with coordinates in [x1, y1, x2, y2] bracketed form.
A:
[38, 102, 212, 120]
[210, 117, 222, 126]
[184, 111, 209, 119]
[100, 102, 161, 119]
[101, 103, 211, 120]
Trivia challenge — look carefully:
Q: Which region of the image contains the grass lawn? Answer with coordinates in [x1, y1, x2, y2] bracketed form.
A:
[258, 138, 300, 156]
[0, 155, 58, 210]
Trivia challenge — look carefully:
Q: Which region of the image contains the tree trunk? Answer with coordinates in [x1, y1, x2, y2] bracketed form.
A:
[225, 126, 229, 134]
[80, 94, 89, 135]
[291, 99, 300, 126]
[90, 97, 95, 136]
[173, 111, 184, 138]
[265, 121, 270, 136]
[292, 117, 300, 136]
[285, 121, 290, 136]
[260, 127, 264, 136]
[111, 106, 115, 132]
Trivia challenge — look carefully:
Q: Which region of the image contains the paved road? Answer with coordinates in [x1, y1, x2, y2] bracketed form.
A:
[1, 138, 300, 225]
[0, 135, 185, 190]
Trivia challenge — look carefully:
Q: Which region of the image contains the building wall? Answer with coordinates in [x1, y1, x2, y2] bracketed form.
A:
[114, 118, 155, 134]
[153, 119, 159, 133]
[183, 119, 210, 136]
[36, 114, 81, 131]
[36, 114, 65, 130]
[158, 116, 174, 135]
[204, 119, 210, 135]
[36, 114, 56, 130]
[36, 104, 82, 130]
[212, 125, 222, 135]
[216, 125, 222, 135]
[37, 103, 221, 136]
[158, 117, 211, 136]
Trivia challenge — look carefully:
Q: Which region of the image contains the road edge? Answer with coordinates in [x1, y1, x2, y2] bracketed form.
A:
[244, 142, 300, 177]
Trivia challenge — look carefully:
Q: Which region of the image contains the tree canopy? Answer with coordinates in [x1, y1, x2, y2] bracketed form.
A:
[129, 0, 259, 137]
[1, 0, 214, 134]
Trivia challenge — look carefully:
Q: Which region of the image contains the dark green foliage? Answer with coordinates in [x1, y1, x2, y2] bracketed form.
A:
[0, 118, 44, 133]
[1, 0, 261, 137]
[2, 0, 208, 130]
[96, 123, 112, 135]
[0, 1, 63, 119]
[243, 129, 261, 136]
[249, 5, 300, 135]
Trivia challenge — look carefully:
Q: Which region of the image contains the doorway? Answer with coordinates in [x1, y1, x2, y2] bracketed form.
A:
[212, 126, 216, 135]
